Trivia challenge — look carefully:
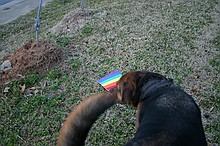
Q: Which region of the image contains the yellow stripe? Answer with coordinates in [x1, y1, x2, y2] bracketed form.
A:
[102, 77, 120, 86]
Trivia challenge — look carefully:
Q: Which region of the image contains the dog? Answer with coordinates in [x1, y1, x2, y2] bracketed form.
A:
[57, 91, 119, 146]
[116, 71, 207, 146]
[58, 71, 207, 146]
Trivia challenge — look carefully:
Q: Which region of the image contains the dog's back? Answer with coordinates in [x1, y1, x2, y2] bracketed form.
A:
[126, 85, 207, 146]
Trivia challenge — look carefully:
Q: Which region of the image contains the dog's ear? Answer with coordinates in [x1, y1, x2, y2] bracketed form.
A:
[116, 73, 137, 106]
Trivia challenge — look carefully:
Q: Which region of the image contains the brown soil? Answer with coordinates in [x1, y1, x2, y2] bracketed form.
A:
[49, 8, 99, 36]
[0, 39, 64, 83]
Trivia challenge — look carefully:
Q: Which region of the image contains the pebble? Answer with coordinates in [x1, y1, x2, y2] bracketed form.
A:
[0, 60, 12, 73]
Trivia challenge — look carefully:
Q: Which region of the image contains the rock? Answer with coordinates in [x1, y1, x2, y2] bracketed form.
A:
[0, 60, 12, 73]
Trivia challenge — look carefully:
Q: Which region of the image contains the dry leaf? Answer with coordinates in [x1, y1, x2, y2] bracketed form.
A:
[191, 87, 200, 92]
[30, 87, 36, 90]
[3, 87, 10, 93]
[34, 89, 39, 95]
[19, 84, 26, 93]
[209, 107, 214, 112]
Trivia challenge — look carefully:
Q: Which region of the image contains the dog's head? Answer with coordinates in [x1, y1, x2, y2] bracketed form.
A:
[116, 72, 138, 107]
[116, 71, 167, 107]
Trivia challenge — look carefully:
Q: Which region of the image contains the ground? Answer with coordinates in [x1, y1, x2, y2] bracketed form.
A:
[1, 40, 64, 83]
[0, 0, 219, 145]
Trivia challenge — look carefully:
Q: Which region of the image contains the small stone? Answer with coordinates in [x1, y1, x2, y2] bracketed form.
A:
[0, 60, 12, 73]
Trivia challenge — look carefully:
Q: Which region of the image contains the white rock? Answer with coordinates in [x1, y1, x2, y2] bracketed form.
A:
[0, 60, 12, 73]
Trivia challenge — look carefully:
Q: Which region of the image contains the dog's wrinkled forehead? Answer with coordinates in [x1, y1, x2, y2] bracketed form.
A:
[117, 71, 155, 104]
[117, 72, 133, 87]
[118, 71, 141, 84]
[120, 72, 137, 81]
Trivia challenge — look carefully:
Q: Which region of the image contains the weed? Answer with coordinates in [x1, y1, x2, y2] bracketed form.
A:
[212, 34, 220, 49]
[209, 33, 220, 72]
[81, 23, 93, 36]
[69, 59, 81, 71]
[24, 73, 40, 86]
[209, 57, 220, 72]
[56, 37, 71, 47]
[4, 73, 40, 96]
[47, 69, 61, 80]
[205, 120, 220, 144]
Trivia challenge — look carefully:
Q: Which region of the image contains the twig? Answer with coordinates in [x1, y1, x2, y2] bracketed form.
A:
[17, 134, 27, 144]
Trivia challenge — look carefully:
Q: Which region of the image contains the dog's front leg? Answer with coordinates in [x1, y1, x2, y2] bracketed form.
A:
[135, 102, 143, 130]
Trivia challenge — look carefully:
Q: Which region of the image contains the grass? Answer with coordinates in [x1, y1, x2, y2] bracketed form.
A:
[0, 0, 220, 145]
[81, 23, 93, 36]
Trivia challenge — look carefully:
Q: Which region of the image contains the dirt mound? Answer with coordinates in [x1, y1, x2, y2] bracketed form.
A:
[0, 39, 64, 83]
[49, 8, 100, 36]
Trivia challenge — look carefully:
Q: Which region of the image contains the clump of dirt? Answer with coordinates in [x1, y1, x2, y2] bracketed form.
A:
[0, 39, 64, 83]
[49, 8, 100, 36]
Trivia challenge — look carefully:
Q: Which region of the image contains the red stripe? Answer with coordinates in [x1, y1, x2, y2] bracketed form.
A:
[105, 82, 117, 91]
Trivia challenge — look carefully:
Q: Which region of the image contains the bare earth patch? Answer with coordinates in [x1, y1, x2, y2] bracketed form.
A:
[49, 8, 100, 36]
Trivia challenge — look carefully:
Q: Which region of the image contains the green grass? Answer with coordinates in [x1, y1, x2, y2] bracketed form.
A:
[47, 69, 61, 80]
[81, 23, 93, 36]
[209, 33, 220, 73]
[0, 0, 220, 145]
[1, 93, 65, 145]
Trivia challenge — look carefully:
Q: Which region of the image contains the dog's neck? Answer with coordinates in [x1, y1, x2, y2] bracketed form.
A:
[136, 71, 167, 87]
[131, 72, 168, 107]
[135, 71, 173, 104]
[139, 79, 173, 101]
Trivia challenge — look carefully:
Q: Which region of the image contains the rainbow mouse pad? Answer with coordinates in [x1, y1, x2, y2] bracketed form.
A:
[98, 70, 122, 91]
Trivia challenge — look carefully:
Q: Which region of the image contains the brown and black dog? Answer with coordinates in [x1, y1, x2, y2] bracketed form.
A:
[58, 71, 207, 146]
[116, 71, 207, 146]
[57, 91, 119, 146]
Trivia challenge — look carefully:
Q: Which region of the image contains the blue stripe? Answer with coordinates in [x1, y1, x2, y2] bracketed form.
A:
[98, 70, 121, 83]
[98, 74, 122, 84]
